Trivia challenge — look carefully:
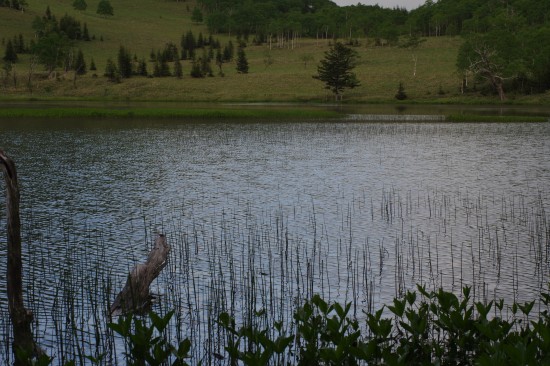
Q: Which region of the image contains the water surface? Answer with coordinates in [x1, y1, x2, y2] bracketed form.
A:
[1, 118, 549, 363]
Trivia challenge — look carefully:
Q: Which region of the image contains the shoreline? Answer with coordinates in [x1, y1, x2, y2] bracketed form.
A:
[0, 100, 550, 123]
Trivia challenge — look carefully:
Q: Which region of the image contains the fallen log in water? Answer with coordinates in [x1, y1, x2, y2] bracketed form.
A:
[110, 234, 170, 315]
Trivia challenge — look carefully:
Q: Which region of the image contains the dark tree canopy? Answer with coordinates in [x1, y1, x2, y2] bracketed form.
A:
[97, 0, 113, 17]
[32, 32, 71, 76]
[313, 42, 360, 100]
[191, 7, 203, 23]
[456, 2, 550, 97]
[72, 0, 87, 11]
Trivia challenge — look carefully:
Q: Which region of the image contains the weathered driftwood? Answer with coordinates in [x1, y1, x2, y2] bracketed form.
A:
[110, 234, 170, 315]
[1, 149, 43, 364]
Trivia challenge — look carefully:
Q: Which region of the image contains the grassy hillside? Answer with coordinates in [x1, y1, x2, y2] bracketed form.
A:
[1, 0, 549, 103]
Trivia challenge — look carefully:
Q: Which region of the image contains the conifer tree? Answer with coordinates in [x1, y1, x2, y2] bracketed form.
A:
[16, 34, 25, 53]
[190, 57, 203, 78]
[137, 58, 147, 76]
[313, 42, 360, 101]
[191, 7, 203, 23]
[236, 47, 248, 74]
[201, 50, 213, 76]
[96, 0, 113, 17]
[104, 58, 119, 82]
[3, 39, 17, 63]
[159, 58, 170, 76]
[72, 0, 87, 11]
[395, 82, 407, 100]
[82, 23, 90, 41]
[117, 45, 132, 78]
[89, 58, 96, 71]
[153, 60, 161, 77]
[75, 49, 86, 75]
[174, 58, 183, 79]
[222, 45, 231, 62]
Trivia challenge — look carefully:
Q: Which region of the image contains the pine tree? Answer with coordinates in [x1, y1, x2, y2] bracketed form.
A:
[236, 47, 248, 74]
[3, 39, 17, 63]
[160, 58, 170, 76]
[96, 0, 113, 17]
[153, 60, 161, 77]
[313, 42, 360, 101]
[75, 49, 86, 75]
[191, 7, 203, 23]
[17, 34, 25, 53]
[395, 82, 407, 100]
[201, 50, 213, 76]
[174, 58, 183, 79]
[223, 44, 232, 62]
[72, 0, 87, 11]
[82, 23, 90, 41]
[190, 57, 203, 78]
[181, 31, 196, 59]
[197, 32, 204, 48]
[89, 58, 96, 71]
[117, 45, 132, 78]
[137, 58, 148, 76]
[104, 58, 119, 82]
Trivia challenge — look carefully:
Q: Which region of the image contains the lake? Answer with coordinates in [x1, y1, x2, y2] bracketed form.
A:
[1, 117, 549, 364]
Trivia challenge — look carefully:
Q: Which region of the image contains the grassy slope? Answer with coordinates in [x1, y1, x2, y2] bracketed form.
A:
[1, 0, 549, 104]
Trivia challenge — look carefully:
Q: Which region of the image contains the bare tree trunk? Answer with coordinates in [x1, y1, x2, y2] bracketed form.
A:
[27, 55, 36, 94]
[1, 150, 43, 365]
[110, 234, 170, 315]
[491, 76, 506, 101]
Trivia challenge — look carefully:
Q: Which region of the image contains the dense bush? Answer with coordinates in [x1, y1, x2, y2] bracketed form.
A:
[22, 285, 550, 365]
[219, 285, 550, 365]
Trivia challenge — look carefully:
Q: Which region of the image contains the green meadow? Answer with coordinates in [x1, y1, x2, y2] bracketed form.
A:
[1, 0, 550, 104]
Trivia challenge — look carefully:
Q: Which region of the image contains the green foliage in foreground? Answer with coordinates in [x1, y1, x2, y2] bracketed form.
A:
[219, 285, 550, 365]
[16, 285, 550, 365]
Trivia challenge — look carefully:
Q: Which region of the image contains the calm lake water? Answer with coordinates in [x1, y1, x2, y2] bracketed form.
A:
[1, 117, 549, 363]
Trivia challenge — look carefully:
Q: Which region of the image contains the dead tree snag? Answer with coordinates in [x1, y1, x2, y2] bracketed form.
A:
[1, 149, 43, 364]
[110, 234, 170, 315]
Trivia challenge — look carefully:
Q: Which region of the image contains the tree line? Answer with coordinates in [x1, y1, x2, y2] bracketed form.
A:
[194, 0, 549, 42]
[192, 0, 550, 98]
[0, 0, 27, 12]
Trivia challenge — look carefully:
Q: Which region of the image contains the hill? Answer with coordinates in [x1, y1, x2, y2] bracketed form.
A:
[0, 0, 548, 103]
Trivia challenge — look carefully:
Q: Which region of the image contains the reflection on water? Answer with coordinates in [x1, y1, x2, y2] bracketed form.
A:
[1, 119, 549, 363]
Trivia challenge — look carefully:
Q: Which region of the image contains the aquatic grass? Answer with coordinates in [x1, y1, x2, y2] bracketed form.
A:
[2, 185, 549, 364]
[446, 114, 548, 122]
[0, 107, 341, 120]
